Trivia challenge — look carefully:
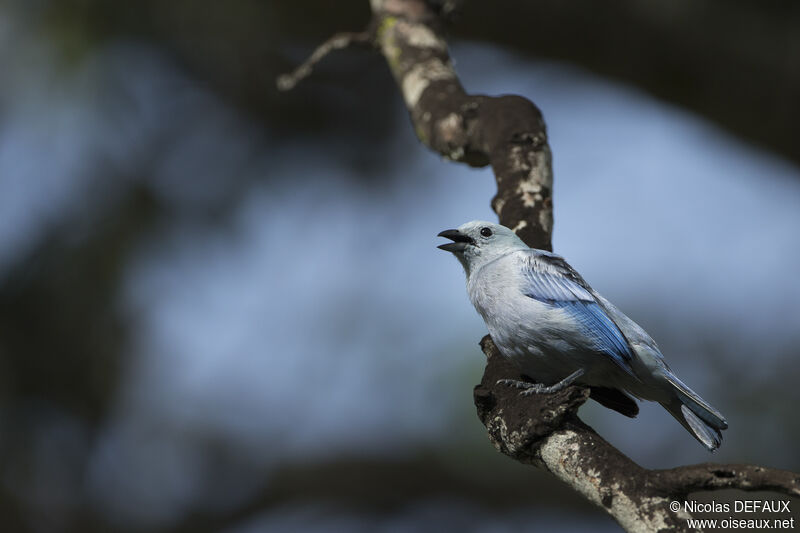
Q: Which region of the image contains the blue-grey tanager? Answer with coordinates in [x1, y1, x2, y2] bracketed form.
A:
[438, 220, 727, 451]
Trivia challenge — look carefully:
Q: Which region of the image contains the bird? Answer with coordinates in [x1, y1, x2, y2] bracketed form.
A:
[437, 220, 727, 451]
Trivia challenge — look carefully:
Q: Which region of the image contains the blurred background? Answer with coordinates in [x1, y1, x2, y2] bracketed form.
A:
[1, 1, 799, 532]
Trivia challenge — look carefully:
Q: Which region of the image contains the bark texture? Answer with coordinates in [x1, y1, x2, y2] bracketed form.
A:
[281, 1, 800, 530]
[372, 0, 553, 250]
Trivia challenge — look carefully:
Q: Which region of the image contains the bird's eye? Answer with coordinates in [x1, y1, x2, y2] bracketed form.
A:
[480, 227, 492, 237]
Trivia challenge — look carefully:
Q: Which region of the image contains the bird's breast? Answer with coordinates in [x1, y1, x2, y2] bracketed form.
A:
[469, 273, 561, 348]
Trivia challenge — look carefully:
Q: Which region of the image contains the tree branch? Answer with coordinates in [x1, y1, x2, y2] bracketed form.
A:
[276, 30, 374, 91]
[650, 464, 800, 499]
[475, 336, 799, 531]
[371, 0, 553, 249]
[281, 0, 800, 530]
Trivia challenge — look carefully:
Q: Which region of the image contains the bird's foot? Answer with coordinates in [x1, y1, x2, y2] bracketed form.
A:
[496, 378, 542, 392]
[496, 368, 585, 396]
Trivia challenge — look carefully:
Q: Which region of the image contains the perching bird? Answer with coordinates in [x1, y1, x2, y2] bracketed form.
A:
[438, 220, 727, 451]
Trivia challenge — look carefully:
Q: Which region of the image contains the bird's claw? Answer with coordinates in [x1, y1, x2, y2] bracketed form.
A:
[495, 369, 585, 396]
[496, 378, 545, 395]
[520, 386, 547, 396]
[496, 378, 531, 390]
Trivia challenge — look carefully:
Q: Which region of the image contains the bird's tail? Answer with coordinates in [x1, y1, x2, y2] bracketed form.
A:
[659, 371, 728, 452]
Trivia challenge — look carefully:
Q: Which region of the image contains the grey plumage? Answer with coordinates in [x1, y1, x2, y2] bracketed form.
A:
[438, 221, 728, 451]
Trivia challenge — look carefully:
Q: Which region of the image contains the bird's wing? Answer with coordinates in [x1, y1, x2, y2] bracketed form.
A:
[519, 251, 636, 375]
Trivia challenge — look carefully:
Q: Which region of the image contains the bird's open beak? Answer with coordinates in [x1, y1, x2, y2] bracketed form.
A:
[437, 229, 474, 252]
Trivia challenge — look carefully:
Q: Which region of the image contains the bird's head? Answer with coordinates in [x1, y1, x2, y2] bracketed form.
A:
[437, 221, 527, 275]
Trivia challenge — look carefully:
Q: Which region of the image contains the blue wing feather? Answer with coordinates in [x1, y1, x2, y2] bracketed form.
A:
[551, 300, 634, 368]
[521, 253, 635, 374]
